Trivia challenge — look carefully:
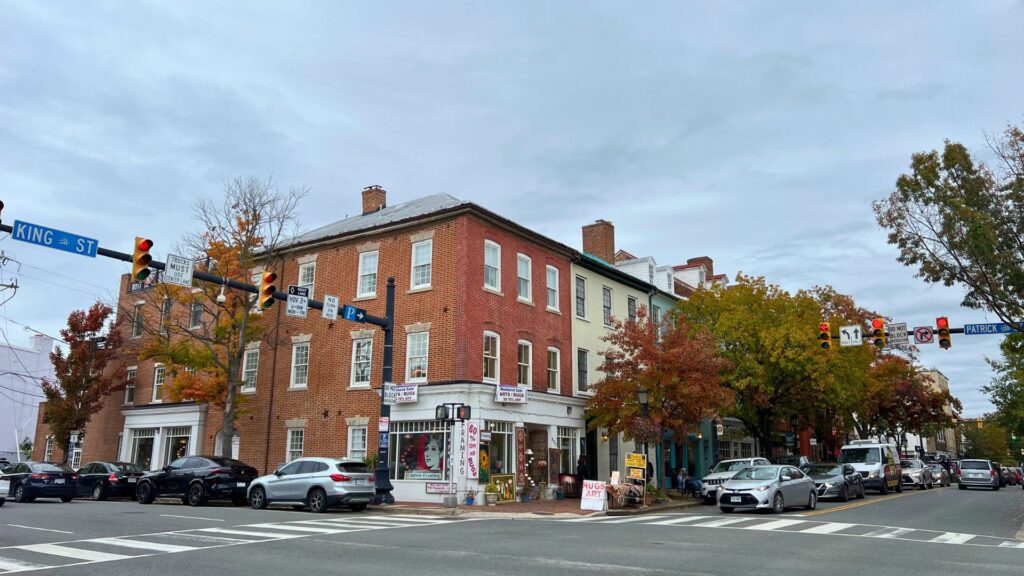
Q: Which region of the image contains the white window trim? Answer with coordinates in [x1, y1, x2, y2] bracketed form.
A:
[546, 347, 560, 391]
[517, 339, 532, 387]
[347, 425, 368, 460]
[286, 428, 304, 462]
[350, 338, 373, 388]
[241, 348, 259, 393]
[602, 285, 613, 327]
[576, 348, 591, 395]
[575, 275, 587, 319]
[152, 364, 165, 403]
[357, 250, 379, 298]
[484, 240, 501, 291]
[132, 303, 144, 338]
[410, 239, 433, 290]
[125, 366, 138, 405]
[405, 332, 429, 383]
[546, 265, 559, 312]
[189, 301, 202, 330]
[290, 342, 310, 390]
[483, 331, 500, 384]
[298, 261, 316, 299]
[516, 253, 532, 303]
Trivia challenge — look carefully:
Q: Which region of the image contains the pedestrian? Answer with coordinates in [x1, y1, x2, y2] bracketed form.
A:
[676, 467, 688, 496]
[576, 454, 588, 480]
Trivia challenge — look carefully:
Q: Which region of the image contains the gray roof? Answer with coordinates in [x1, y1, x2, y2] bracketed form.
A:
[282, 193, 467, 249]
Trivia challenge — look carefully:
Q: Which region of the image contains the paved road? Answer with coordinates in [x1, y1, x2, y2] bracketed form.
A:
[0, 485, 1021, 575]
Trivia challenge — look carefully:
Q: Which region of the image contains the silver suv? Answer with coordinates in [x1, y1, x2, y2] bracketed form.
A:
[957, 459, 1000, 491]
[247, 457, 375, 513]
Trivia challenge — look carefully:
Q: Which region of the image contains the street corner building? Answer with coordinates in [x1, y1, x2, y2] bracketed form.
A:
[31, 186, 731, 503]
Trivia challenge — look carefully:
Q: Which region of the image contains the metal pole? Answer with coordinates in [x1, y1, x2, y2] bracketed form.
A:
[373, 277, 396, 504]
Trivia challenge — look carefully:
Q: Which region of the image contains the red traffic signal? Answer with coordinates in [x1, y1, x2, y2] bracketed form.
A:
[456, 405, 472, 421]
[818, 322, 832, 351]
[936, 316, 951, 349]
[871, 318, 884, 330]
[258, 271, 277, 309]
[870, 318, 887, 348]
[132, 237, 153, 281]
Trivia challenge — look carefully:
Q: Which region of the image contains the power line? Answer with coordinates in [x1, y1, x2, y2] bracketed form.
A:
[0, 315, 61, 341]
[0, 383, 45, 398]
[5, 270, 109, 298]
[0, 252, 112, 291]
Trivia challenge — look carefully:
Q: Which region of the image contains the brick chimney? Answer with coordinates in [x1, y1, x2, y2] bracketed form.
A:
[362, 185, 387, 215]
[582, 220, 615, 263]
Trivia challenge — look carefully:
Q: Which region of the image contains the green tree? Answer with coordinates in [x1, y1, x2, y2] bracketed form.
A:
[983, 333, 1024, 440]
[18, 437, 32, 459]
[961, 421, 1013, 462]
[873, 124, 1024, 332]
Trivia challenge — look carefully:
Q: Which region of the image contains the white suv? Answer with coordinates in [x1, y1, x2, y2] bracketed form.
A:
[700, 458, 771, 503]
[247, 457, 375, 513]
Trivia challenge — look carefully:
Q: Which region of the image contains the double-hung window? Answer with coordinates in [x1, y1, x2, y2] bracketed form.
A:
[627, 297, 637, 322]
[132, 303, 144, 338]
[290, 342, 310, 389]
[351, 338, 372, 387]
[576, 349, 588, 393]
[547, 348, 559, 391]
[517, 341, 532, 386]
[241, 348, 259, 393]
[406, 332, 429, 382]
[483, 332, 500, 383]
[575, 276, 587, 318]
[124, 368, 137, 404]
[484, 241, 501, 291]
[411, 240, 432, 289]
[298, 262, 316, 298]
[348, 426, 368, 460]
[357, 251, 379, 297]
[602, 286, 613, 327]
[546, 266, 559, 311]
[153, 365, 165, 402]
[189, 301, 202, 329]
[287, 429, 304, 462]
[159, 298, 172, 336]
[517, 254, 532, 302]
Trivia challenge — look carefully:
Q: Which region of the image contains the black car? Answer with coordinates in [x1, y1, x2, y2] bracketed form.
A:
[804, 462, 866, 501]
[76, 461, 145, 500]
[3, 461, 77, 502]
[136, 455, 258, 507]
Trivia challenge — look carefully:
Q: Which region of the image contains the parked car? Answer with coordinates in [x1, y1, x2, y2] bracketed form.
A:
[3, 461, 77, 502]
[247, 457, 375, 513]
[76, 461, 145, 500]
[136, 456, 258, 506]
[718, 465, 817, 513]
[771, 455, 812, 469]
[900, 459, 934, 489]
[699, 457, 772, 503]
[838, 442, 902, 494]
[927, 463, 951, 487]
[804, 462, 866, 501]
[0, 474, 8, 506]
[1000, 466, 1018, 486]
[1012, 467, 1023, 486]
[957, 459, 1000, 491]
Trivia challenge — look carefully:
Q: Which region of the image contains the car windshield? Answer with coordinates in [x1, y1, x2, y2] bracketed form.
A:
[840, 448, 880, 464]
[961, 460, 990, 470]
[111, 462, 144, 473]
[711, 460, 752, 473]
[928, 464, 943, 471]
[731, 467, 779, 481]
[900, 460, 923, 468]
[31, 463, 69, 472]
[805, 464, 843, 476]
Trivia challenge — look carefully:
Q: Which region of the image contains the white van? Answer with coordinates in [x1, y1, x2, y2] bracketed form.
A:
[838, 441, 902, 494]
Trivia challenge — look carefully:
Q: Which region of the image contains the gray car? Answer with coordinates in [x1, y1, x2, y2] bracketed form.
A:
[957, 459, 1000, 491]
[927, 463, 951, 487]
[900, 459, 934, 489]
[805, 462, 866, 501]
[718, 465, 817, 514]
[247, 457, 375, 513]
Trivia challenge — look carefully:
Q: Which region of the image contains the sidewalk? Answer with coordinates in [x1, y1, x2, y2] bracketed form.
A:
[371, 493, 705, 519]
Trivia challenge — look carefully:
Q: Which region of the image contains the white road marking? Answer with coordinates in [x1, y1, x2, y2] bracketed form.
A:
[6, 524, 74, 534]
[160, 514, 224, 522]
[17, 543, 133, 562]
[997, 541, 1024, 549]
[563, 515, 613, 522]
[600, 516, 669, 524]
[800, 522, 855, 534]
[359, 515, 446, 522]
[246, 523, 347, 534]
[0, 557, 52, 573]
[741, 519, 805, 531]
[864, 527, 914, 539]
[293, 520, 387, 530]
[88, 538, 197, 553]
[647, 516, 714, 526]
[195, 528, 301, 539]
[692, 518, 750, 528]
[155, 532, 249, 544]
[929, 532, 976, 545]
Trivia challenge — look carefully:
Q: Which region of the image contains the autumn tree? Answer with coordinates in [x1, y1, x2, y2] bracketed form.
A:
[873, 123, 1024, 332]
[587, 307, 732, 446]
[129, 176, 305, 458]
[961, 421, 1013, 462]
[983, 333, 1024, 440]
[40, 302, 125, 464]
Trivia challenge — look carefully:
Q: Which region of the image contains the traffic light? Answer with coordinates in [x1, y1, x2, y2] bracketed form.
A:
[870, 318, 887, 348]
[818, 322, 832, 351]
[258, 271, 277, 309]
[132, 237, 153, 281]
[456, 405, 472, 421]
[937, 316, 951, 349]
[435, 405, 450, 421]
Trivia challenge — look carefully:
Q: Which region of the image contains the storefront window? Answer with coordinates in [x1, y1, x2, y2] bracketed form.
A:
[558, 427, 579, 477]
[485, 421, 514, 476]
[391, 420, 449, 480]
[163, 427, 191, 465]
[132, 428, 156, 469]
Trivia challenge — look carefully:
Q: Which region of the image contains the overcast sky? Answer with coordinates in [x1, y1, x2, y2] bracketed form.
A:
[1, 1, 1022, 452]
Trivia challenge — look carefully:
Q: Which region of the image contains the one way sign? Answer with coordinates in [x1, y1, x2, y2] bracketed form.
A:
[839, 325, 862, 347]
[341, 304, 367, 322]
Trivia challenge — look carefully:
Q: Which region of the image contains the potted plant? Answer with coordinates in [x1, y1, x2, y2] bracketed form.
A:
[644, 482, 657, 506]
[464, 488, 478, 506]
[484, 482, 499, 505]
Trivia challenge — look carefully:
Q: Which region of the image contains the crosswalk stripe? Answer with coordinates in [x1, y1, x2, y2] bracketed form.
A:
[743, 519, 806, 531]
[864, 528, 914, 539]
[929, 532, 975, 545]
[87, 538, 197, 553]
[692, 518, 750, 528]
[358, 515, 446, 523]
[647, 516, 714, 526]
[246, 523, 347, 534]
[17, 543, 133, 562]
[292, 520, 387, 530]
[800, 523, 855, 534]
[563, 515, 613, 523]
[997, 541, 1024, 548]
[306, 518, 408, 528]
[600, 516, 669, 524]
[195, 528, 300, 539]
[0, 557, 53, 573]
[156, 532, 249, 544]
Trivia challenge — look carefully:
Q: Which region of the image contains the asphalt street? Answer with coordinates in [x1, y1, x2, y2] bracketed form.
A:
[0, 485, 1021, 575]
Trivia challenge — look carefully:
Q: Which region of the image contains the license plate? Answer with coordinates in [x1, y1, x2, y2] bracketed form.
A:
[355, 479, 367, 485]
[127, 477, 137, 483]
[236, 481, 246, 487]
[730, 496, 741, 503]
[54, 478, 65, 484]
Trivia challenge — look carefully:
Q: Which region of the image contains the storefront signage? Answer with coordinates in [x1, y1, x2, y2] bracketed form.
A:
[425, 482, 454, 494]
[625, 452, 646, 469]
[378, 416, 390, 432]
[406, 470, 443, 480]
[480, 431, 492, 442]
[495, 384, 527, 404]
[466, 421, 480, 479]
[394, 383, 418, 403]
[581, 480, 607, 511]
[628, 468, 644, 480]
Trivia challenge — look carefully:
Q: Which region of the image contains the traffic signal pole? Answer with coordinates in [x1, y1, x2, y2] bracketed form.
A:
[374, 277, 396, 504]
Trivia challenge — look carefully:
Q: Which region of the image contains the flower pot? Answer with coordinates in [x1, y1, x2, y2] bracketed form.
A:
[465, 497, 475, 506]
[484, 492, 498, 505]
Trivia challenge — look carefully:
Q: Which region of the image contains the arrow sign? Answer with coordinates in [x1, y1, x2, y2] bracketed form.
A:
[839, 325, 862, 347]
[914, 326, 934, 344]
[341, 304, 367, 323]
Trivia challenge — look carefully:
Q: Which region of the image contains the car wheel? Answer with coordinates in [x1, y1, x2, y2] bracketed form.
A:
[805, 491, 817, 510]
[992, 485, 999, 491]
[93, 484, 107, 501]
[719, 506, 734, 513]
[14, 484, 29, 503]
[840, 485, 849, 502]
[61, 496, 73, 502]
[137, 482, 156, 504]
[895, 481, 902, 493]
[0, 498, 5, 507]
[772, 492, 785, 514]
[249, 486, 268, 510]
[349, 503, 368, 512]
[880, 481, 889, 495]
[307, 488, 327, 514]
[958, 484, 966, 490]
[187, 483, 209, 506]
[857, 484, 866, 499]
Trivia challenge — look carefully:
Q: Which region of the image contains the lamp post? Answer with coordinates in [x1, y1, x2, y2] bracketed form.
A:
[373, 278, 396, 505]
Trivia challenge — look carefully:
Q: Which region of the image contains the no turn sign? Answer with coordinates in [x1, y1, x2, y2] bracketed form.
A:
[914, 326, 934, 344]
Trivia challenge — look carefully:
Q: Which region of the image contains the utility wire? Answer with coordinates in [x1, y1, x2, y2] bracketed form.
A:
[0, 383, 45, 398]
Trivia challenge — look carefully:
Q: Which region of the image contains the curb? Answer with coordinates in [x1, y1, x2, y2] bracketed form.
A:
[605, 499, 705, 516]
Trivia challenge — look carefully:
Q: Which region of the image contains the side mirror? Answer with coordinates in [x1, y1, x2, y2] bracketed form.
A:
[781, 475, 792, 482]
[162, 466, 172, 472]
[273, 469, 282, 476]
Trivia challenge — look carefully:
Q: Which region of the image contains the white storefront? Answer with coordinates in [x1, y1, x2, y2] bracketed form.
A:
[119, 403, 208, 471]
[385, 382, 586, 504]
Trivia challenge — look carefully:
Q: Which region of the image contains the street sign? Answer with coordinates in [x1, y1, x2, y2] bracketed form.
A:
[378, 416, 390, 432]
[839, 325, 862, 347]
[383, 382, 397, 405]
[11, 220, 98, 258]
[322, 294, 339, 320]
[341, 304, 367, 322]
[963, 322, 1020, 335]
[888, 322, 909, 348]
[162, 254, 194, 287]
[286, 285, 309, 318]
[625, 452, 646, 469]
[914, 326, 934, 344]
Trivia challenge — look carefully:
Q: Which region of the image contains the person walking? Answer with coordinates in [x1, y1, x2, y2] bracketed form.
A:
[676, 467, 689, 497]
